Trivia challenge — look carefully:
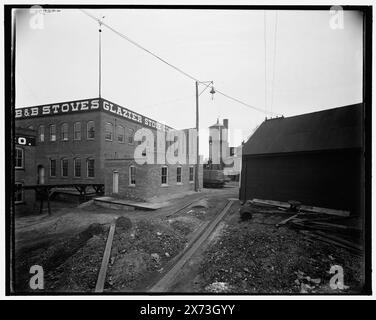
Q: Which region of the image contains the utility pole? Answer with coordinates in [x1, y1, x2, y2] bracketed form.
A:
[194, 81, 215, 192]
[195, 81, 199, 192]
[98, 19, 103, 98]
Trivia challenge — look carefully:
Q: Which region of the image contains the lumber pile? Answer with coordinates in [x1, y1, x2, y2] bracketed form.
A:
[250, 198, 361, 254]
[251, 198, 350, 217]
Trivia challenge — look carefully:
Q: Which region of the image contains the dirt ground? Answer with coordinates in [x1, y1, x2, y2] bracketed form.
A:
[14, 185, 362, 294]
[169, 202, 364, 294]
[13, 187, 237, 293]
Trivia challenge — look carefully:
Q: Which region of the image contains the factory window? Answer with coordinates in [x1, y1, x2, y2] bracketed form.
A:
[161, 166, 168, 185]
[87, 121, 95, 140]
[50, 124, 56, 141]
[61, 123, 69, 141]
[39, 125, 45, 142]
[87, 158, 95, 178]
[74, 158, 81, 177]
[15, 147, 24, 169]
[61, 158, 68, 177]
[129, 165, 136, 186]
[117, 125, 125, 143]
[74, 122, 81, 140]
[105, 122, 113, 141]
[176, 166, 182, 184]
[14, 183, 23, 204]
[50, 159, 56, 177]
[189, 166, 194, 183]
[128, 128, 134, 144]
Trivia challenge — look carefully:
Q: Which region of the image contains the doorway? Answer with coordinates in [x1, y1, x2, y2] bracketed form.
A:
[113, 171, 119, 194]
[37, 165, 45, 184]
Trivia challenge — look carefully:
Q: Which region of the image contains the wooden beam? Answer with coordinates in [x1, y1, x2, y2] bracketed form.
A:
[95, 220, 116, 293]
[252, 198, 350, 217]
[252, 198, 291, 209]
[300, 205, 350, 217]
[276, 214, 299, 227]
[47, 190, 51, 216]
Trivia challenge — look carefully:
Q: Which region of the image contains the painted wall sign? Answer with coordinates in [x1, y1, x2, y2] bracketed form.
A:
[15, 99, 100, 119]
[101, 99, 172, 132]
[15, 98, 173, 132]
[15, 135, 36, 146]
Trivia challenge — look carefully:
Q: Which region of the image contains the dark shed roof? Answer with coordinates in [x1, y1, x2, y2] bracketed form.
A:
[243, 103, 363, 156]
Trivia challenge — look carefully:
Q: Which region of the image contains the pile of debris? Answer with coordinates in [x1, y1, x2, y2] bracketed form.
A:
[199, 200, 362, 293]
[243, 199, 362, 256]
[105, 218, 187, 291]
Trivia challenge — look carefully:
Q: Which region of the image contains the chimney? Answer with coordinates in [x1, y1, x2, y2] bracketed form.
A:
[223, 119, 229, 129]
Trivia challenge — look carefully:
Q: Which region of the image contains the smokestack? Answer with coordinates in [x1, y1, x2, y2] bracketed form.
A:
[223, 119, 229, 129]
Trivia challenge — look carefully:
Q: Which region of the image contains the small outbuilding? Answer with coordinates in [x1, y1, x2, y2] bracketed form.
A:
[240, 103, 363, 215]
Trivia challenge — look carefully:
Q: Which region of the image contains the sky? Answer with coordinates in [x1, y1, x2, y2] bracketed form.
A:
[15, 8, 363, 158]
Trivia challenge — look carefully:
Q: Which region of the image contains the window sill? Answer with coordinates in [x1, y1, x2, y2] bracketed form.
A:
[15, 167, 24, 170]
[176, 182, 183, 185]
[161, 184, 169, 187]
[129, 184, 136, 188]
[15, 201, 25, 205]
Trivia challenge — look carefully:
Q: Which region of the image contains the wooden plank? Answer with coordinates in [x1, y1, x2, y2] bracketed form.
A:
[276, 214, 299, 227]
[308, 221, 359, 231]
[149, 200, 234, 292]
[252, 198, 350, 217]
[300, 205, 350, 217]
[252, 198, 291, 209]
[314, 231, 363, 251]
[304, 233, 362, 254]
[95, 220, 116, 293]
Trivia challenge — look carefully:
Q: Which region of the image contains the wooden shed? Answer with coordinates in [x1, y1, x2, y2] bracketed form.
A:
[239, 103, 364, 215]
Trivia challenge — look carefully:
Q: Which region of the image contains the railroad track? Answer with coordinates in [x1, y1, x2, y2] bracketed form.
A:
[149, 199, 234, 292]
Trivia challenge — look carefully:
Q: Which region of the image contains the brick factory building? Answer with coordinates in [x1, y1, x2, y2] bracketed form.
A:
[15, 97, 202, 202]
[14, 127, 37, 214]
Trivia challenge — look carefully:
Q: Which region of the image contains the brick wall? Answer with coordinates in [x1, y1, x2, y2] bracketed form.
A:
[14, 128, 37, 214]
[15, 99, 200, 202]
[104, 159, 203, 201]
[16, 112, 102, 185]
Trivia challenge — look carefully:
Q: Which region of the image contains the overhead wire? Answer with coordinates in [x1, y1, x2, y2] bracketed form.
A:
[79, 9, 282, 117]
[264, 10, 268, 114]
[270, 11, 279, 115]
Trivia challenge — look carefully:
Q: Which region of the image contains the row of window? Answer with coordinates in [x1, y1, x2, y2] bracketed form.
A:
[49, 158, 95, 178]
[161, 166, 195, 185]
[105, 122, 135, 144]
[36, 121, 137, 144]
[37, 121, 95, 142]
[15, 146, 95, 179]
[116, 166, 194, 189]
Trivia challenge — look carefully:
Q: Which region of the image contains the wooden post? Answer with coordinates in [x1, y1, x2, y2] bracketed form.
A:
[47, 188, 51, 216]
[39, 198, 43, 215]
[195, 80, 199, 192]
